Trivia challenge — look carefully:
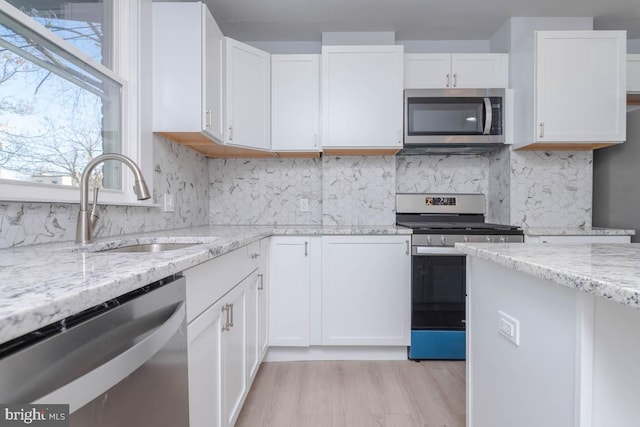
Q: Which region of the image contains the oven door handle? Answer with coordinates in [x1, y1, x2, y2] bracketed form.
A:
[414, 246, 464, 256]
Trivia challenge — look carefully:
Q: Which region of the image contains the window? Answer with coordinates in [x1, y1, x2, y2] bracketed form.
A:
[0, 1, 150, 204]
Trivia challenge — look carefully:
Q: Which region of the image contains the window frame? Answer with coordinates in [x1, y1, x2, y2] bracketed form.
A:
[0, 0, 154, 206]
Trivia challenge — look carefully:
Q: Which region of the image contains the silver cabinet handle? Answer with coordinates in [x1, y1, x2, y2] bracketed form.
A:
[461, 319, 466, 324]
[251, 253, 260, 259]
[483, 97, 493, 135]
[446, 73, 450, 88]
[228, 303, 234, 328]
[304, 241, 308, 257]
[221, 305, 230, 332]
[397, 130, 402, 145]
[539, 122, 544, 138]
[228, 125, 234, 141]
[314, 133, 318, 148]
[453, 73, 457, 87]
[205, 110, 212, 127]
[406, 240, 410, 255]
[258, 273, 264, 290]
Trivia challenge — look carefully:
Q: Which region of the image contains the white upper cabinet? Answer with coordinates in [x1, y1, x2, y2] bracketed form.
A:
[271, 55, 320, 152]
[152, 2, 224, 142]
[404, 53, 508, 89]
[322, 45, 404, 151]
[404, 53, 451, 88]
[531, 31, 626, 146]
[225, 38, 271, 150]
[629, 54, 640, 92]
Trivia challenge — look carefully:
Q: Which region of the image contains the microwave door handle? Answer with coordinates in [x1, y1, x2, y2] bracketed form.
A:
[483, 97, 493, 135]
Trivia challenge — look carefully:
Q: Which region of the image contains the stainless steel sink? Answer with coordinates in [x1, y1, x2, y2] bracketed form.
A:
[99, 243, 202, 253]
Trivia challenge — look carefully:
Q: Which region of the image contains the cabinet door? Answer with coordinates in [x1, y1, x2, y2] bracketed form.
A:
[258, 239, 269, 359]
[322, 45, 404, 149]
[269, 237, 311, 346]
[152, 3, 204, 133]
[321, 236, 411, 346]
[203, 7, 224, 142]
[451, 53, 508, 88]
[225, 38, 271, 150]
[245, 271, 260, 382]
[271, 55, 320, 152]
[404, 53, 451, 88]
[221, 283, 247, 427]
[535, 31, 626, 143]
[629, 54, 640, 92]
[188, 300, 224, 427]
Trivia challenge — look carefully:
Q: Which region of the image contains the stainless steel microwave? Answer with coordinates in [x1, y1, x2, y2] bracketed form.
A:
[403, 88, 505, 149]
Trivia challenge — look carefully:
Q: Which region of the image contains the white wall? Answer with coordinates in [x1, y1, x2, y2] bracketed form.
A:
[399, 40, 490, 53]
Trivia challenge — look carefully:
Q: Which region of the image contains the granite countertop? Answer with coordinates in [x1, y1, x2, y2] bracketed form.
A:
[0, 225, 409, 345]
[523, 226, 636, 236]
[456, 242, 640, 309]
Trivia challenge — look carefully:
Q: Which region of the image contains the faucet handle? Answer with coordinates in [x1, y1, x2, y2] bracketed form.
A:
[89, 186, 100, 229]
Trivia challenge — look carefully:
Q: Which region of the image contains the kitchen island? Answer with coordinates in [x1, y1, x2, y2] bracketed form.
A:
[456, 242, 640, 427]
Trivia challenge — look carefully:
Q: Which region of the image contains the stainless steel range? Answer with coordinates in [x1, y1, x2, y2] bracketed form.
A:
[396, 193, 523, 360]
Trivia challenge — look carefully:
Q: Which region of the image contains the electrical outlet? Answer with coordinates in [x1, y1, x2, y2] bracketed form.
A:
[299, 198, 309, 212]
[498, 311, 520, 345]
[163, 193, 175, 213]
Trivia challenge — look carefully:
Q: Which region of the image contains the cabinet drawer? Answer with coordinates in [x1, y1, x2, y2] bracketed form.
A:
[184, 247, 257, 323]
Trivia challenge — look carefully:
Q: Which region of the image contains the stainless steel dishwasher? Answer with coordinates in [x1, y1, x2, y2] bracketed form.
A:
[0, 275, 189, 426]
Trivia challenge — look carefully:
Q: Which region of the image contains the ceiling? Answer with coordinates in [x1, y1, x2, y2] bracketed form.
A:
[203, 0, 640, 42]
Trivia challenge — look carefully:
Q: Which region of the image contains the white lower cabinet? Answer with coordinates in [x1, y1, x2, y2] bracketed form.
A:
[221, 281, 248, 427]
[187, 299, 224, 427]
[321, 236, 411, 345]
[258, 239, 269, 359]
[185, 244, 267, 427]
[268, 236, 316, 346]
[268, 235, 411, 350]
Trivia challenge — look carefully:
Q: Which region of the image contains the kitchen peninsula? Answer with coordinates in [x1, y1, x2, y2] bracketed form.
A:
[456, 242, 640, 427]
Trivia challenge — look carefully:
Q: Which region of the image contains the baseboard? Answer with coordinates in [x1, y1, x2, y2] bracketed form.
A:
[264, 346, 408, 362]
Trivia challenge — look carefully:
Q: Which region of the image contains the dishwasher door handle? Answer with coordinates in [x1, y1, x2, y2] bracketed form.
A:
[33, 301, 186, 412]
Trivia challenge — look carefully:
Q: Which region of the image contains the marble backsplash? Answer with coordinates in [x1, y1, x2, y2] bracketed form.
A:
[1, 140, 595, 249]
[208, 149, 593, 229]
[396, 154, 489, 194]
[322, 156, 396, 226]
[209, 158, 322, 225]
[509, 150, 593, 228]
[487, 146, 511, 225]
[0, 136, 209, 249]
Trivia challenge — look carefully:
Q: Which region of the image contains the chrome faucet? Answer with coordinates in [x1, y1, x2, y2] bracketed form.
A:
[76, 153, 151, 244]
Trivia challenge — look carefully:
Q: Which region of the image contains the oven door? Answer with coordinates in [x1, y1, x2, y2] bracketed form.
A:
[410, 246, 466, 360]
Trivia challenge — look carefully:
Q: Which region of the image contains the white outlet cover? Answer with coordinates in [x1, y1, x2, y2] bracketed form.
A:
[163, 194, 175, 213]
[299, 198, 309, 212]
[498, 310, 520, 346]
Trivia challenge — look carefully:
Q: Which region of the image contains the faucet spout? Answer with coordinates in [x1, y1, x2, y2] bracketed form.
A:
[76, 153, 151, 244]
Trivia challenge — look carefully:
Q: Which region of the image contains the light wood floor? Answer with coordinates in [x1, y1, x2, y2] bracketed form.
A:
[236, 360, 466, 427]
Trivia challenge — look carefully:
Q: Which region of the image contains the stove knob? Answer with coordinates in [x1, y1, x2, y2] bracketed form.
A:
[500, 236, 507, 243]
[463, 236, 469, 243]
[426, 235, 432, 245]
[441, 236, 448, 245]
[486, 236, 494, 243]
